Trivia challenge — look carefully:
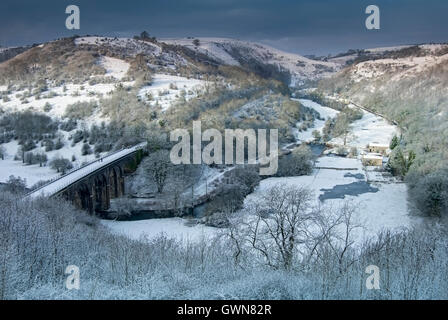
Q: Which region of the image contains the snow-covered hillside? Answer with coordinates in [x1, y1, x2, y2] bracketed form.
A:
[138, 74, 204, 111]
[99, 56, 130, 79]
[0, 81, 128, 120]
[341, 44, 448, 83]
[161, 37, 340, 85]
[0, 70, 206, 185]
[75, 36, 163, 56]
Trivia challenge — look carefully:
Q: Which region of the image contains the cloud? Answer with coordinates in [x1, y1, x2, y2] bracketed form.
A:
[0, 0, 446, 55]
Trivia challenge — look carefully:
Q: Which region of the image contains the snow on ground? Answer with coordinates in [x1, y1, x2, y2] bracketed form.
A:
[0, 140, 59, 187]
[138, 74, 204, 111]
[160, 38, 241, 66]
[297, 98, 339, 120]
[75, 36, 162, 55]
[0, 81, 121, 185]
[101, 218, 218, 243]
[0, 81, 130, 120]
[245, 156, 417, 244]
[98, 56, 129, 79]
[0, 72, 204, 185]
[181, 166, 231, 199]
[291, 98, 339, 143]
[0, 132, 111, 187]
[351, 49, 448, 82]
[329, 109, 398, 150]
[161, 37, 339, 84]
[316, 156, 362, 169]
[365, 45, 412, 53]
[328, 54, 359, 66]
[97, 98, 408, 245]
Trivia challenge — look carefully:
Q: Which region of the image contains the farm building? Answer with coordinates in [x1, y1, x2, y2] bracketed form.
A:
[367, 143, 389, 155]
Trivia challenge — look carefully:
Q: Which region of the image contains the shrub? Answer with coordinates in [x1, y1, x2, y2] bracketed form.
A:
[24, 152, 47, 166]
[277, 144, 314, 177]
[64, 101, 97, 120]
[50, 157, 73, 174]
[43, 139, 54, 152]
[59, 119, 78, 132]
[407, 169, 448, 217]
[72, 130, 85, 144]
[0, 111, 58, 141]
[43, 102, 52, 112]
[81, 143, 92, 155]
[3, 175, 27, 194]
[0, 145, 5, 160]
[54, 138, 64, 150]
[21, 139, 37, 152]
[388, 148, 415, 178]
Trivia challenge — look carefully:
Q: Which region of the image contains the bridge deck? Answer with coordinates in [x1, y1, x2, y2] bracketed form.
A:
[25, 142, 146, 199]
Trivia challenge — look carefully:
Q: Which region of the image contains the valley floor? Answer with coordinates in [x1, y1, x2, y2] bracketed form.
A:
[102, 155, 418, 244]
[101, 98, 416, 245]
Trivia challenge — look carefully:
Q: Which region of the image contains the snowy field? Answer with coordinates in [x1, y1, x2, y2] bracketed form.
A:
[329, 109, 398, 149]
[138, 74, 204, 111]
[98, 56, 130, 80]
[245, 156, 417, 244]
[0, 81, 127, 120]
[0, 156, 58, 187]
[0, 135, 107, 187]
[102, 218, 218, 243]
[75, 36, 162, 55]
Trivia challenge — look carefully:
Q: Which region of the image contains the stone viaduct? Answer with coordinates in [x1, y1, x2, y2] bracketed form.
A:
[26, 143, 146, 215]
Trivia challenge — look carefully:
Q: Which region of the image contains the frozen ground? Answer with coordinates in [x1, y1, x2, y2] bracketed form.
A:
[138, 74, 204, 111]
[0, 151, 58, 187]
[244, 156, 418, 244]
[329, 109, 398, 149]
[98, 56, 130, 80]
[101, 218, 218, 243]
[75, 36, 163, 55]
[0, 136, 107, 187]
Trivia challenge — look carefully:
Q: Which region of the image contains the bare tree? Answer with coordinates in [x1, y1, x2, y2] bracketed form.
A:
[226, 184, 362, 274]
[333, 113, 351, 145]
[145, 149, 172, 193]
[310, 202, 361, 273]
[237, 185, 315, 270]
[0, 145, 5, 160]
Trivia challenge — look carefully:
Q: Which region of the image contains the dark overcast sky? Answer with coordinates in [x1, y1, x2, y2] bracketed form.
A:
[0, 0, 447, 55]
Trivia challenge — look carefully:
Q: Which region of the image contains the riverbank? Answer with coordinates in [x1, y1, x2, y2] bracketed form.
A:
[101, 97, 416, 244]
